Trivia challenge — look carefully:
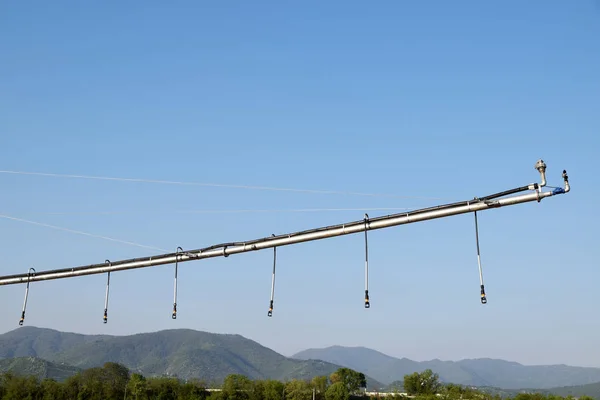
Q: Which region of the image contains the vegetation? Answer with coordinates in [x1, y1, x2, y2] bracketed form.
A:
[0, 365, 598, 400]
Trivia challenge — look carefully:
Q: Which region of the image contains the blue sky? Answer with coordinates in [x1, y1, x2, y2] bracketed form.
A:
[1, 1, 599, 367]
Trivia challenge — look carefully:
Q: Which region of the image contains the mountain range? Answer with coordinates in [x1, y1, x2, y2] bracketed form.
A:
[0, 326, 599, 397]
[0, 326, 382, 387]
[292, 346, 600, 390]
[0, 356, 81, 381]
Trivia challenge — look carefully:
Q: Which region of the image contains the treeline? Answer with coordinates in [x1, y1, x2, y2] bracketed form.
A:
[0, 363, 596, 400]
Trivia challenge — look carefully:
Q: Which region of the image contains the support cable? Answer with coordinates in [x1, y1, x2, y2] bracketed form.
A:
[0, 214, 167, 252]
[0, 207, 415, 216]
[0, 170, 447, 200]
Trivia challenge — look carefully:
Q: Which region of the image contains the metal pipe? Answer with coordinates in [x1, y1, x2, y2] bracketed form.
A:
[0, 166, 570, 286]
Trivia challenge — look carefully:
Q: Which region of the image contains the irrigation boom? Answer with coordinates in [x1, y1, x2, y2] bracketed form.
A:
[0, 160, 570, 287]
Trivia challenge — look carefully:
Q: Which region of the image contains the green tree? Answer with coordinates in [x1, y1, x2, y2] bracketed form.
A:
[1, 373, 41, 400]
[207, 391, 224, 400]
[263, 379, 285, 400]
[179, 379, 208, 400]
[146, 376, 180, 400]
[249, 379, 265, 400]
[40, 378, 64, 400]
[78, 366, 107, 400]
[222, 374, 252, 400]
[285, 379, 312, 400]
[311, 376, 329, 400]
[403, 369, 441, 396]
[329, 368, 366, 394]
[127, 373, 149, 400]
[62, 373, 82, 400]
[102, 362, 130, 399]
[324, 382, 349, 400]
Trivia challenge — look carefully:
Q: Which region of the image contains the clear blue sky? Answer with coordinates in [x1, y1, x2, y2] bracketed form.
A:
[1, 1, 598, 367]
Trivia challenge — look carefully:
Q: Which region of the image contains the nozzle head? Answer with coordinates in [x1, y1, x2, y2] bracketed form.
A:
[480, 285, 487, 304]
[268, 300, 274, 317]
[535, 159, 547, 173]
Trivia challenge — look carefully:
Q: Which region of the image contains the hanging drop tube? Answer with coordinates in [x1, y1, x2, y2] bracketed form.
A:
[173, 247, 182, 319]
[473, 213, 487, 304]
[103, 260, 111, 323]
[19, 268, 35, 325]
[364, 214, 370, 309]
[268, 235, 276, 317]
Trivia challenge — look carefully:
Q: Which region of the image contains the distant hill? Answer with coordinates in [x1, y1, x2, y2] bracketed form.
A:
[0, 356, 81, 382]
[473, 381, 600, 400]
[545, 381, 600, 399]
[292, 346, 600, 389]
[0, 327, 383, 388]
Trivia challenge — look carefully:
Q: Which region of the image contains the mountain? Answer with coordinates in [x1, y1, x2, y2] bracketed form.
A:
[0, 327, 383, 388]
[0, 356, 81, 381]
[475, 380, 600, 400]
[292, 346, 600, 390]
[545, 381, 600, 399]
[292, 346, 485, 387]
